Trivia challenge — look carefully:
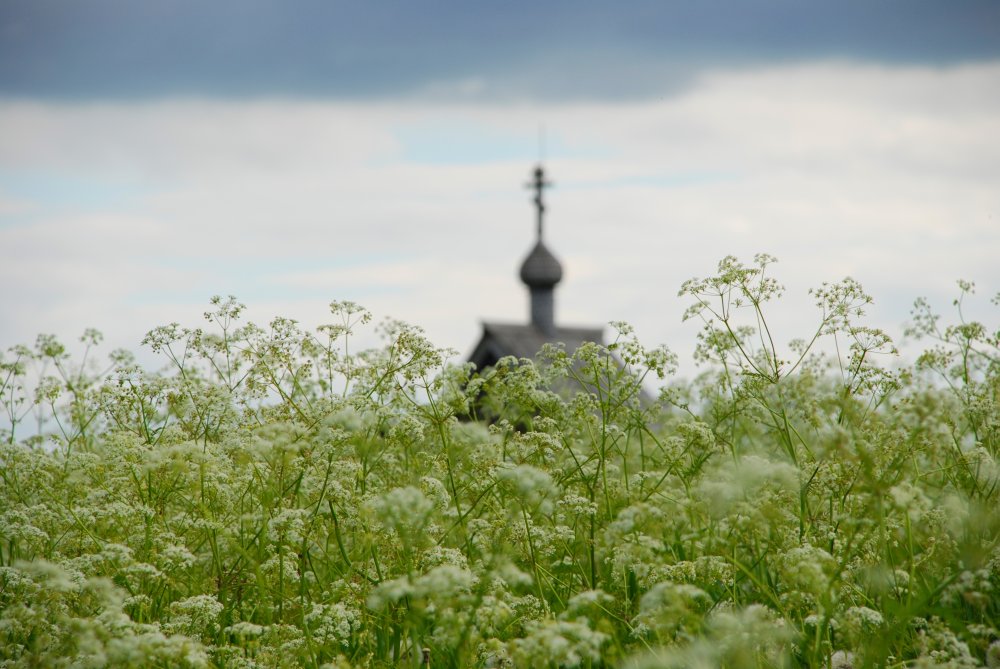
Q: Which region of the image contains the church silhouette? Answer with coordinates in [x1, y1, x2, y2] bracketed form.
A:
[467, 165, 605, 370]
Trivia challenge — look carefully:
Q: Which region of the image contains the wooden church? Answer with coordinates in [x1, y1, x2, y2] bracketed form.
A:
[467, 165, 605, 369]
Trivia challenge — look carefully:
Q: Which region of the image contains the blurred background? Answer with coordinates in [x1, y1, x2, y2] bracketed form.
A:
[1, 0, 999, 378]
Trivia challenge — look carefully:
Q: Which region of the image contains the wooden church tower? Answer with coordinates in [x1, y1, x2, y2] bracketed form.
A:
[467, 165, 604, 370]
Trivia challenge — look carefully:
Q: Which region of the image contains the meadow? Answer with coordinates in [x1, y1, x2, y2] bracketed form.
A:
[1, 255, 998, 668]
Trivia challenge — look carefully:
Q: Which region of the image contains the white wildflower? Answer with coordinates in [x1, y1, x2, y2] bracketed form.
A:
[305, 602, 360, 647]
[634, 581, 711, 641]
[780, 544, 836, 596]
[830, 649, 855, 669]
[267, 508, 309, 544]
[561, 589, 613, 621]
[987, 640, 1000, 668]
[696, 455, 799, 518]
[225, 621, 265, 639]
[513, 619, 607, 669]
[366, 576, 415, 609]
[165, 594, 223, 640]
[366, 486, 434, 535]
[156, 543, 197, 573]
[412, 564, 476, 600]
[496, 464, 556, 512]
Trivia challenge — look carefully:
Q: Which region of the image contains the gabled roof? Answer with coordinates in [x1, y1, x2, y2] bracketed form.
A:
[467, 321, 654, 407]
[467, 321, 604, 371]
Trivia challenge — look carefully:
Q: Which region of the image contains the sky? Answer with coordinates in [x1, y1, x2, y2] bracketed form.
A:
[2, 1, 999, 380]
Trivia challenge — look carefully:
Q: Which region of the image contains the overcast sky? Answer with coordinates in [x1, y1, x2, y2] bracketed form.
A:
[2, 2, 999, 379]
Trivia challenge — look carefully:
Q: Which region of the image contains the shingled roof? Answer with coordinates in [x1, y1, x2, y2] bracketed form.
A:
[467, 321, 604, 371]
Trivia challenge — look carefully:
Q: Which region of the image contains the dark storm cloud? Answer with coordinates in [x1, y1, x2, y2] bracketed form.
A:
[2, 0, 999, 100]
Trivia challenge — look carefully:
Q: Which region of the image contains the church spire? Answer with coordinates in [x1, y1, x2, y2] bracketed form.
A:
[519, 164, 562, 335]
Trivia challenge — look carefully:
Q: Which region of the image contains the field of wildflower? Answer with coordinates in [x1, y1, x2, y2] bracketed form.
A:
[2, 255, 998, 668]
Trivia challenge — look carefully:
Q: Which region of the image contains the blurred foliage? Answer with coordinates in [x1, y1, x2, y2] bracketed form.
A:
[1, 260, 998, 668]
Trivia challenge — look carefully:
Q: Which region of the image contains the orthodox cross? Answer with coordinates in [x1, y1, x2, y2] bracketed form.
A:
[526, 165, 552, 240]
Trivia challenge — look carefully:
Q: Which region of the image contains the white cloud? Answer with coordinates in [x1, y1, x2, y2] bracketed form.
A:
[1, 60, 998, 379]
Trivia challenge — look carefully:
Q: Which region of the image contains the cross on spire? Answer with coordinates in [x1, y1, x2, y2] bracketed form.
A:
[526, 165, 552, 240]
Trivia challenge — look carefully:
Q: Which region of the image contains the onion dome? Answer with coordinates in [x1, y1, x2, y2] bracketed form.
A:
[519, 240, 563, 288]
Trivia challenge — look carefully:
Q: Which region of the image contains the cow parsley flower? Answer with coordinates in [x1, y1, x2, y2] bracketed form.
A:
[512, 619, 608, 669]
[365, 486, 434, 535]
[496, 464, 556, 512]
[634, 582, 711, 642]
[224, 621, 264, 639]
[830, 649, 855, 668]
[305, 602, 359, 647]
[267, 508, 309, 544]
[987, 640, 1000, 669]
[165, 595, 223, 640]
[780, 544, 836, 596]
